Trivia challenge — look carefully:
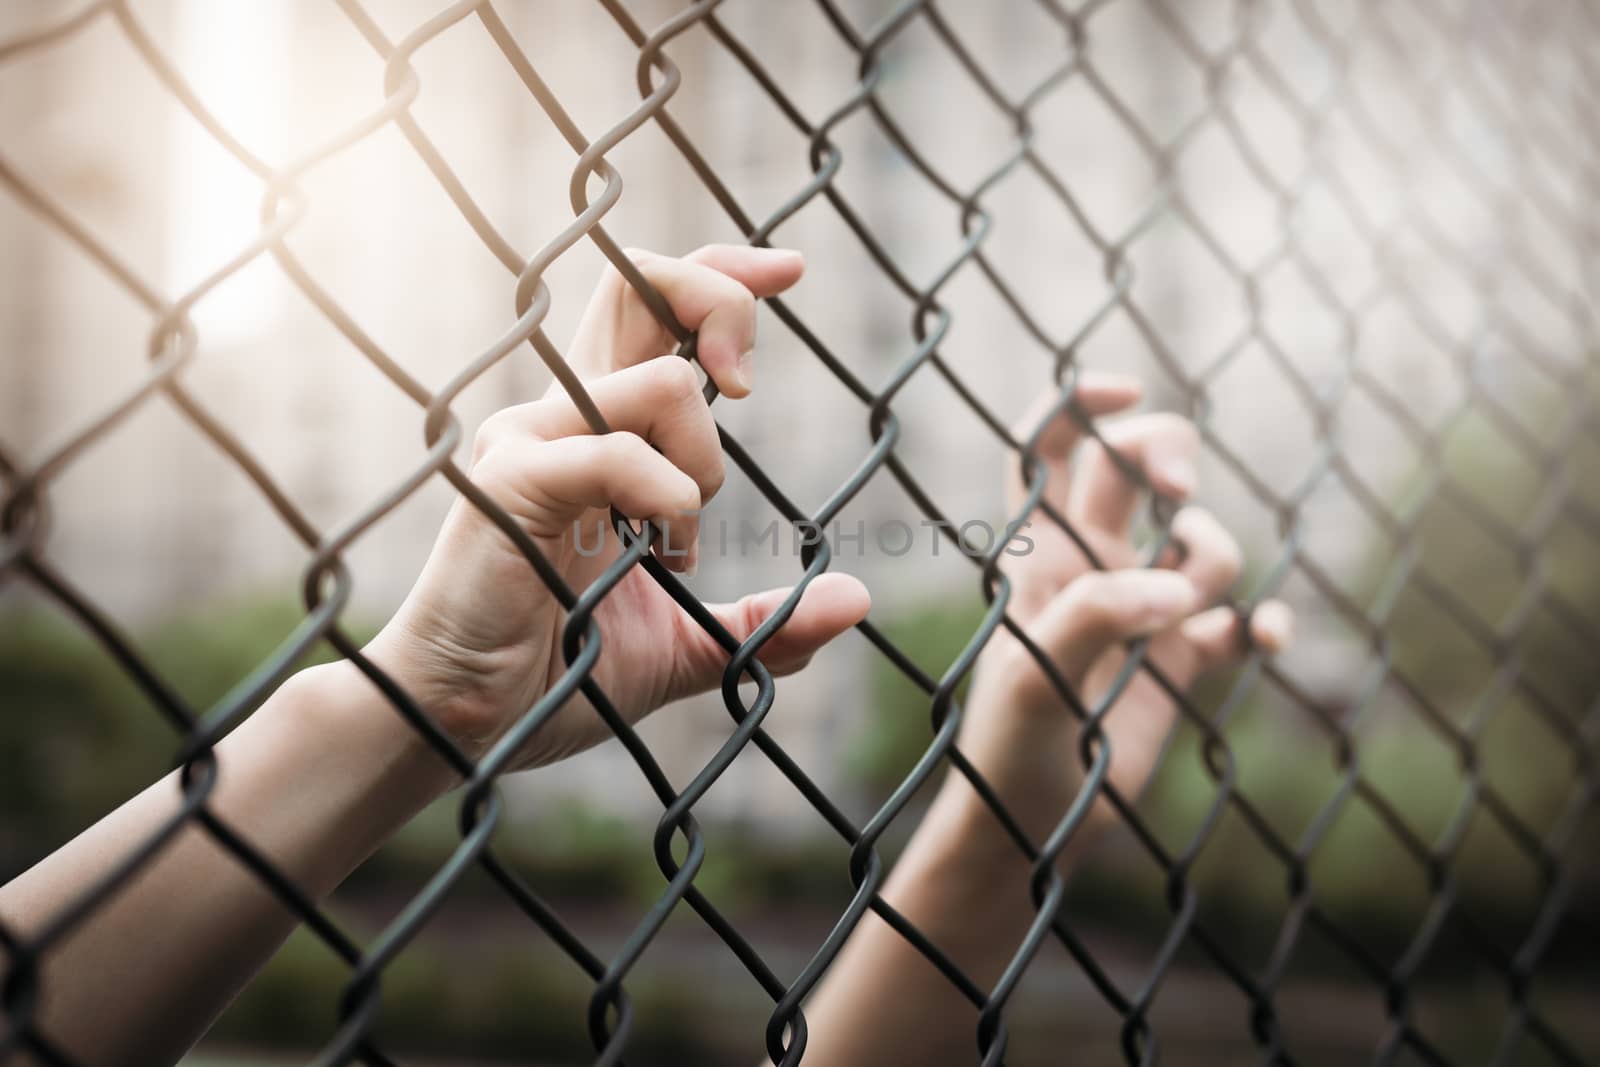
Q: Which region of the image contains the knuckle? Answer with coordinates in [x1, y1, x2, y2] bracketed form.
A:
[1061, 572, 1123, 633]
[1008, 395, 1055, 444]
[703, 269, 756, 318]
[468, 445, 503, 482]
[1177, 507, 1242, 578]
[469, 442, 526, 500]
[700, 453, 727, 499]
[601, 255, 634, 290]
[604, 248, 656, 291]
[691, 456, 724, 504]
[672, 472, 702, 513]
[731, 281, 757, 318]
[647, 355, 703, 402]
[470, 435, 494, 468]
[1214, 536, 1244, 581]
[605, 429, 649, 463]
[645, 464, 699, 521]
[1164, 414, 1202, 450]
[471, 410, 514, 464]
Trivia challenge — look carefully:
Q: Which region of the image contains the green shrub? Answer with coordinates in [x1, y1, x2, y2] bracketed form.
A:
[0, 592, 376, 874]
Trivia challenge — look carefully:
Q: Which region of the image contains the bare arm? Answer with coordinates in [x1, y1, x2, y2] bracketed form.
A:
[1, 664, 447, 1066]
[799, 381, 1294, 1065]
[3, 256, 1284, 1067]
[0, 245, 870, 1067]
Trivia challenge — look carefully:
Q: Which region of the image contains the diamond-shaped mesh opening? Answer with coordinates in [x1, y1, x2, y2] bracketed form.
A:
[1026, 73, 1165, 244]
[1078, 0, 1214, 148]
[966, 160, 1116, 346]
[863, 14, 1027, 195]
[1173, 121, 1290, 271]
[1200, 340, 1326, 501]
[1126, 215, 1255, 378]
[1302, 782, 1436, 969]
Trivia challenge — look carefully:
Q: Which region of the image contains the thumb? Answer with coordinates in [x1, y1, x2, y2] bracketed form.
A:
[669, 572, 871, 700]
[1020, 569, 1199, 699]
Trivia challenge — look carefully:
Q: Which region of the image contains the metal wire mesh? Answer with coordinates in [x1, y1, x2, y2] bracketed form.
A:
[2, 0, 1598, 1064]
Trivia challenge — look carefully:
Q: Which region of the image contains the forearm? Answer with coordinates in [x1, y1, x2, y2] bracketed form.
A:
[800, 772, 1082, 1066]
[0, 661, 454, 1067]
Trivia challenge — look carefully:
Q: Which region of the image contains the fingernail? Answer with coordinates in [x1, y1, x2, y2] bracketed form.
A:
[1253, 600, 1293, 650]
[683, 541, 699, 578]
[762, 247, 804, 265]
[735, 348, 755, 393]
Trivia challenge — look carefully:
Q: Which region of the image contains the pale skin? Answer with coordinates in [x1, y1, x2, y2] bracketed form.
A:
[0, 246, 1291, 1067]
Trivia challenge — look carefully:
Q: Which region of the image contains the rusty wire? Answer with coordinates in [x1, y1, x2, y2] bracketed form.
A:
[1, 0, 1598, 1064]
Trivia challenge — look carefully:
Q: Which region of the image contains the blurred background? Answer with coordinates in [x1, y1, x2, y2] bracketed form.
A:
[2, 0, 1597, 1063]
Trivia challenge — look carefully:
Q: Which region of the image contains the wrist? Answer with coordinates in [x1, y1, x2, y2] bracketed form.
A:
[903, 764, 1109, 900]
[190, 662, 466, 902]
[952, 666, 1117, 866]
[359, 606, 529, 764]
[282, 658, 464, 808]
[873, 775, 1055, 991]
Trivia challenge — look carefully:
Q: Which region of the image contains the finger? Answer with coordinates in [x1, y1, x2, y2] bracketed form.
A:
[630, 248, 798, 397]
[1168, 506, 1243, 604]
[683, 244, 809, 298]
[1004, 372, 1143, 516]
[1068, 413, 1199, 535]
[473, 431, 702, 570]
[669, 573, 872, 699]
[568, 245, 805, 396]
[490, 357, 725, 505]
[1181, 599, 1294, 674]
[1023, 569, 1199, 692]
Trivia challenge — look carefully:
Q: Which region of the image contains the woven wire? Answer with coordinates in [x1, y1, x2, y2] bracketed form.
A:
[1, 0, 1597, 1064]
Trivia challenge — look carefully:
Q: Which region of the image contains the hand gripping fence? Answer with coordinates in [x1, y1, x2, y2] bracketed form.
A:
[2, 1, 1598, 1065]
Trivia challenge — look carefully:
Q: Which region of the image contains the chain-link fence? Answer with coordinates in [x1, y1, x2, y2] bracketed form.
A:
[2, 0, 1598, 1064]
